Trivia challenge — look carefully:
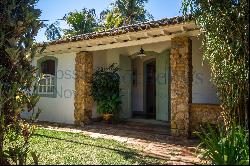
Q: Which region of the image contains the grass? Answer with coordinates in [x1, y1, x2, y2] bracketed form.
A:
[26, 128, 167, 165]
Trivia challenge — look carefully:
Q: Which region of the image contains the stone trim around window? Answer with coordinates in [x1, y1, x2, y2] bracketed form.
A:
[36, 56, 58, 98]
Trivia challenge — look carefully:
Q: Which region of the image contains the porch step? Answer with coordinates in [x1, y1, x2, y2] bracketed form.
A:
[118, 119, 171, 135]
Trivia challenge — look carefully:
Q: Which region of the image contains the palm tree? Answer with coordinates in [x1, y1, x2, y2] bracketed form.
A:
[101, 0, 153, 29]
[63, 8, 98, 36]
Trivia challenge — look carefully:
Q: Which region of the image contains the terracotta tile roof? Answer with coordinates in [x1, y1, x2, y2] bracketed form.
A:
[41, 15, 193, 46]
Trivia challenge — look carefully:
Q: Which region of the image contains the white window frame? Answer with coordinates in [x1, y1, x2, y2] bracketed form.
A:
[36, 56, 58, 98]
[38, 74, 55, 95]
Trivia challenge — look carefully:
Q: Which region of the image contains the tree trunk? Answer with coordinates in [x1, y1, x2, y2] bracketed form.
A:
[0, 101, 8, 165]
[0, 122, 9, 165]
[0, 126, 5, 165]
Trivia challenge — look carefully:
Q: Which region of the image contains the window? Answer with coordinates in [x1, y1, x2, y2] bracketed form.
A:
[37, 57, 57, 98]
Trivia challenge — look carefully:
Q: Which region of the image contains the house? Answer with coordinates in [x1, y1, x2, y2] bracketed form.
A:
[24, 15, 222, 137]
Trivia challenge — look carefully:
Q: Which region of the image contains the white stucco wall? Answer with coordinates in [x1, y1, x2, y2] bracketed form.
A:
[22, 52, 76, 124]
[191, 37, 220, 104]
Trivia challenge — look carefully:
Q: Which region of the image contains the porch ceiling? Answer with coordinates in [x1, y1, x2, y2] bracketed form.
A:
[40, 22, 200, 55]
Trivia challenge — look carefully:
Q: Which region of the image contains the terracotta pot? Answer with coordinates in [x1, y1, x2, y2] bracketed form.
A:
[103, 113, 113, 121]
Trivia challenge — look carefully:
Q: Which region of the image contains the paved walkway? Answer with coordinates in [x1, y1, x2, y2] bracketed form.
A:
[36, 121, 209, 165]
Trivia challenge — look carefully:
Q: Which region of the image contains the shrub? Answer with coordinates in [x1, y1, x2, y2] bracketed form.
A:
[196, 123, 249, 165]
[97, 94, 121, 114]
[91, 63, 121, 115]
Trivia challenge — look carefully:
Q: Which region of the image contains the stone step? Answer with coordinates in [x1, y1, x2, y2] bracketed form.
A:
[116, 121, 171, 135]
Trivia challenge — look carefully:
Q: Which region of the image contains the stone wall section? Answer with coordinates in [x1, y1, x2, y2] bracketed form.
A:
[170, 37, 192, 137]
[190, 104, 223, 134]
[74, 51, 93, 125]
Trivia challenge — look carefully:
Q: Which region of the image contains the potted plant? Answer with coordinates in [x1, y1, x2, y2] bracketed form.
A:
[97, 94, 121, 122]
[91, 64, 121, 123]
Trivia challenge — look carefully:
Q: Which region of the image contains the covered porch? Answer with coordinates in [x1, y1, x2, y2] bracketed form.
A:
[75, 28, 196, 137]
[43, 20, 199, 137]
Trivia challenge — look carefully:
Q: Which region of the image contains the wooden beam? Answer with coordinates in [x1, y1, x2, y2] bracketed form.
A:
[181, 26, 189, 32]
[85, 30, 201, 51]
[162, 29, 171, 35]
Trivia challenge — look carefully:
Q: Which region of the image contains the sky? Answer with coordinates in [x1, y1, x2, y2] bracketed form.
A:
[35, 0, 183, 42]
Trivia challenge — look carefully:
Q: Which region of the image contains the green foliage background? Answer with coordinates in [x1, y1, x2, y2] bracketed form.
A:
[45, 0, 153, 39]
[182, 0, 249, 127]
[182, 0, 249, 164]
[63, 8, 98, 37]
[100, 0, 153, 29]
[0, 0, 43, 164]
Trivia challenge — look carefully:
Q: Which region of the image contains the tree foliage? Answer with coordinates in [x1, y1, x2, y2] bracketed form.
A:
[182, 0, 249, 128]
[100, 0, 153, 29]
[63, 8, 98, 37]
[61, 0, 153, 36]
[0, 0, 42, 164]
[100, 9, 123, 30]
[44, 21, 62, 41]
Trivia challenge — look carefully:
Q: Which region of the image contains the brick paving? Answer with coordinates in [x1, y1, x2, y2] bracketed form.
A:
[35, 121, 210, 165]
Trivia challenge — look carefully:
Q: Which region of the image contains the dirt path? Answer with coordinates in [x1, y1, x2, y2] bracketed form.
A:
[35, 121, 209, 165]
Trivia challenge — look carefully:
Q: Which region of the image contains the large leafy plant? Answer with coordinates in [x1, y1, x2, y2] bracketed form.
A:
[91, 64, 121, 115]
[196, 123, 249, 165]
[97, 95, 121, 114]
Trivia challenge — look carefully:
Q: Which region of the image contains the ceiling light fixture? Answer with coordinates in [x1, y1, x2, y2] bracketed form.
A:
[137, 47, 146, 58]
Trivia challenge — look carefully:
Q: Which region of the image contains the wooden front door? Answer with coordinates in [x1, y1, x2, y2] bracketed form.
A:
[146, 60, 156, 119]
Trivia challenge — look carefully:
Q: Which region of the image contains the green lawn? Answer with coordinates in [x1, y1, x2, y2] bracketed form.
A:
[26, 128, 167, 165]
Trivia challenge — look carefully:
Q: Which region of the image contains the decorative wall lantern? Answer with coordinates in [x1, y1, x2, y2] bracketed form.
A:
[137, 47, 146, 58]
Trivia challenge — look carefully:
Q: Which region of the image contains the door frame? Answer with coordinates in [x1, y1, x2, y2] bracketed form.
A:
[130, 49, 170, 121]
